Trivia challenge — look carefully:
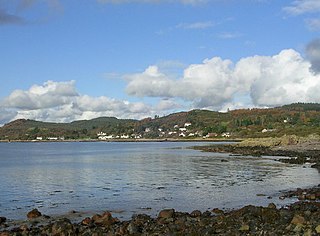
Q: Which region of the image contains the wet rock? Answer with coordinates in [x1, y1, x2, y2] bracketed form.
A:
[268, 203, 277, 209]
[81, 217, 92, 226]
[127, 222, 139, 234]
[0, 217, 6, 224]
[27, 208, 42, 219]
[211, 208, 224, 215]
[92, 211, 118, 226]
[190, 210, 201, 217]
[291, 214, 306, 225]
[51, 218, 74, 235]
[239, 224, 250, 231]
[158, 209, 175, 219]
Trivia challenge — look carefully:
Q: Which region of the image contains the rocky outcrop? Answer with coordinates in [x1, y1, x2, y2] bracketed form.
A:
[1, 201, 320, 235]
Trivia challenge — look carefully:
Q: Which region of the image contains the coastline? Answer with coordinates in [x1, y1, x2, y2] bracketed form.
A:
[1, 137, 319, 235]
[0, 138, 242, 143]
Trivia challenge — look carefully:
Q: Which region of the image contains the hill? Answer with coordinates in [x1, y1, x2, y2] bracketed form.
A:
[1, 103, 320, 140]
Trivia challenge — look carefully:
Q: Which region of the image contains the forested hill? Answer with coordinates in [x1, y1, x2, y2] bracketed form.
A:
[1, 103, 320, 140]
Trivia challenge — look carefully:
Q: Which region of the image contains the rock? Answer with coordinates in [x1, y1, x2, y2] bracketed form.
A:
[211, 208, 224, 215]
[306, 194, 316, 200]
[27, 209, 42, 219]
[51, 218, 74, 235]
[239, 224, 250, 231]
[81, 217, 92, 226]
[190, 210, 202, 217]
[315, 225, 320, 234]
[158, 209, 175, 219]
[0, 217, 6, 224]
[268, 203, 277, 209]
[127, 222, 139, 234]
[291, 214, 306, 225]
[92, 211, 118, 226]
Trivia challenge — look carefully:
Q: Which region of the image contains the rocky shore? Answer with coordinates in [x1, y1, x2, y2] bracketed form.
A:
[193, 135, 320, 169]
[1, 197, 320, 236]
[1, 135, 319, 235]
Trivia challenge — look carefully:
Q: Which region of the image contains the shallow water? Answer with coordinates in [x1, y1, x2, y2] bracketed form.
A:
[0, 141, 318, 220]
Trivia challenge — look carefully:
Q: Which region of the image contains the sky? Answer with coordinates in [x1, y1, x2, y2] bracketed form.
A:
[0, 0, 320, 125]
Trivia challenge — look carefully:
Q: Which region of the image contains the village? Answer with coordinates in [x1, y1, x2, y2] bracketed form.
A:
[96, 122, 231, 140]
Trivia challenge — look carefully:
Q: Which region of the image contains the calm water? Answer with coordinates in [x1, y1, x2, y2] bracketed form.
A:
[0, 141, 319, 220]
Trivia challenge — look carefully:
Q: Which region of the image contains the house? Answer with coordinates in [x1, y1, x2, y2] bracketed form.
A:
[184, 122, 192, 127]
[206, 133, 218, 138]
[36, 137, 43, 141]
[145, 128, 151, 133]
[97, 132, 107, 136]
[221, 132, 231, 138]
[121, 134, 129, 139]
[179, 133, 186, 137]
[174, 125, 179, 129]
[179, 127, 187, 132]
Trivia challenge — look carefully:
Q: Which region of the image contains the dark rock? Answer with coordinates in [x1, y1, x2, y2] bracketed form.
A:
[81, 217, 92, 226]
[27, 209, 42, 219]
[190, 210, 202, 217]
[158, 209, 175, 219]
[51, 218, 74, 235]
[268, 203, 277, 209]
[92, 211, 118, 226]
[0, 217, 6, 224]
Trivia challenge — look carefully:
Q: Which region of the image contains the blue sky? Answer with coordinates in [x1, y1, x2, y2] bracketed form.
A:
[1, 0, 320, 124]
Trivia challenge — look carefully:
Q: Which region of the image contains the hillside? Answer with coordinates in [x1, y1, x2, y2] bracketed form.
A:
[1, 103, 320, 141]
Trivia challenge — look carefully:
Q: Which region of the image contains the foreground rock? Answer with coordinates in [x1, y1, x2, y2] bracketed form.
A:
[1, 201, 320, 235]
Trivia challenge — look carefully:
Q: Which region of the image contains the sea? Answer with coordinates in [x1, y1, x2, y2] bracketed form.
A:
[0, 141, 319, 220]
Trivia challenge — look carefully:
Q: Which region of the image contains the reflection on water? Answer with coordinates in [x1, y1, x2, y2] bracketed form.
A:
[0, 142, 318, 220]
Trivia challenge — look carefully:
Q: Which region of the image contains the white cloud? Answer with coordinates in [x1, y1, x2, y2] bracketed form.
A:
[0, 80, 169, 124]
[305, 18, 320, 31]
[97, 0, 206, 4]
[125, 49, 320, 109]
[284, 0, 320, 15]
[217, 32, 242, 39]
[176, 21, 215, 30]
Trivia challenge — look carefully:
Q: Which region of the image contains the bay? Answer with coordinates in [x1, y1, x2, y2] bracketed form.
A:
[0, 141, 318, 220]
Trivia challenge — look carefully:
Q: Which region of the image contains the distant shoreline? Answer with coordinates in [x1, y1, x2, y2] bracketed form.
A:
[0, 138, 242, 143]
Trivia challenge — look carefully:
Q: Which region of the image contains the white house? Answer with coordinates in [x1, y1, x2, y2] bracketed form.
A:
[184, 122, 192, 127]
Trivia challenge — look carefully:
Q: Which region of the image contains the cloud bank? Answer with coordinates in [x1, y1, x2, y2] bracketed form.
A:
[0, 80, 177, 125]
[126, 48, 320, 109]
[2, 47, 320, 125]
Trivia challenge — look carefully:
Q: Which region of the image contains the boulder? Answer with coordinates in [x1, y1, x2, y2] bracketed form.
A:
[0, 217, 6, 224]
[92, 211, 118, 226]
[158, 209, 175, 219]
[190, 210, 202, 217]
[27, 209, 42, 219]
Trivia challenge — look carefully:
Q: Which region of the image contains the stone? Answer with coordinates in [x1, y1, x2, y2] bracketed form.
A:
[92, 211, 118, 226]
[190, 210, 202, 217]
[158, 209, 175, 219]
[315, 225, 320, 234]
[306, 194, 316, 200]
[81, 217, 92, 226]
[211, 208, 224, 215]
[127, 222, 139, 234]
[0, 217, 6, 224]
[27, 209, 42, 219]
[291, 214, 306, 225]
[51, 218, 74, 235]
[239, 224, 250, 231]
[268, 203, 277, 209]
